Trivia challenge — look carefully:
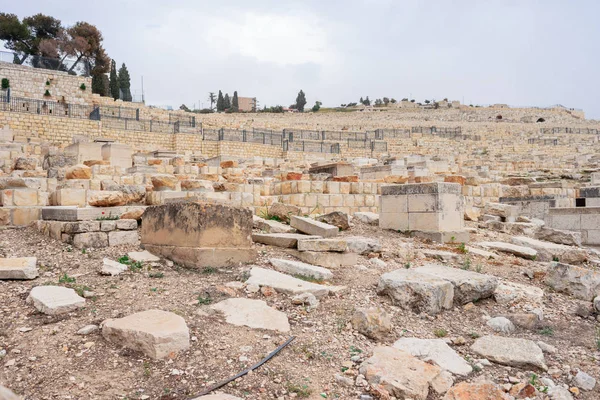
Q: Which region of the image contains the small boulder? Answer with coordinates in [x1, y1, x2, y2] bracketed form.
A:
[26, 286, 85, 315]
[351, 307, 392, 341]
[574, 370, 596, 391]
[211, 298, 290, 332]
[269, 202, 301, 223]
[443, 381, 510, 400]
[471, 335, 546, 370]
[65, 164, 92, 179]
[486, 317, 515, 334]
[316, 211, 350, 231]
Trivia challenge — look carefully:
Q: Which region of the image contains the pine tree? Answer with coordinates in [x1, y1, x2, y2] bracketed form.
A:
[109, 60, 119, 100]
[224, 93, 231, 110]
[91, 74, 108, 96]
[232, 91, 239, 112]
[117, 63, 132, 102]
[360, 97, 364, 105]
[295, 90, 307, 112]
[216, 90, 224, 112]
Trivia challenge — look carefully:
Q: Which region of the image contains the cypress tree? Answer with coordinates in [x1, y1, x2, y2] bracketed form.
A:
[117, 63, 132, 102]
[295, 90, 307, 112]
[232, 91, 239, 112]
[216, 90, 224, 112]
[109, 60, 119, 100]
[224, 93, 231, 110]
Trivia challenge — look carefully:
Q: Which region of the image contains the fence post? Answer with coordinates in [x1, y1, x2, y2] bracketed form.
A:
[6, 87, 10, 103]
[191, 116, 196, 128]
[174, 121, 180, 134]
[136, 109, 139, 121]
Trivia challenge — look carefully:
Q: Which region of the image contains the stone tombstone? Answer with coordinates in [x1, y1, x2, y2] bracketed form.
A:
[102, 143, 133, 168]
[379, 182, 468, 243]
[64, 142, 103, 164]
[141, 202, 256, 267]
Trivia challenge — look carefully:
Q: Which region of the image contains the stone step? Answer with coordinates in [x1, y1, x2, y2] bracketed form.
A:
[288, 250, 359, 269]
[297, 238, 347, 252]
[270, 258, 333, 281]
[290, 215, 339, 238]
[477, 241, 538, 260]
[252, 233, 321, 248]
[0, 257, 38, 280]
[245, 267, 341, 298]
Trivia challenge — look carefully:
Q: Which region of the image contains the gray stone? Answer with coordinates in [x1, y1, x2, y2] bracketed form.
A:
[297, 238, 347, 252]
[245, 267, 338, 298]
[0, 385, 20, 400]
[316, 211, 350, 231]
[211, 298, 290, 332]
[377, 269, 454, 315]
[290, 215, 339, 238]
[477, 241, 537, 260]
[108, 230, 139, 246]
[545, 262, 600, 301]
[547, 387, 573, 400]
[486, 317, 515, 334]
[471, 335, 547, 370]
[494, 281, 544, 305]
[127, 250, 160, 263]
[72, 232, 108, 248]
[484, 202, 518, 222]
[594, 296, 600, 313]
[351, 307, 392, 341]
[77, 325, 99, 335]
[414, 264, 498, 305]
[116, 219, 138, 230]
[101, 258, 128, 276]
[26, 286, 85, 315]
[345, 236, 382, 255]
[512, 236, 587, 264]
[101, 309, 190, 359]
[393, 338, 473, 376]
[252, 233, 321, 248]
[353, 212, 379, 225]
[574, 370, 596, 391]
[0, 257, 38, 280]
[268, 202, 301, 223]
[466, 246, 497, 259]
[252, 215, 295, 233]
[536, 227, 582, 247]
[290, 250, 359, 269]
[269, 258, 333, 281]
[291, 292, 319, 308]
[422, 250, 461, 263]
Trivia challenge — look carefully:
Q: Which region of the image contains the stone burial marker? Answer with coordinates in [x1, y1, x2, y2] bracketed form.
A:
[141, 202, 256, 268]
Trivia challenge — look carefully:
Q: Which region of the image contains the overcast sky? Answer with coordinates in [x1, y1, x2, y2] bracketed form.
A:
[3, 1, 600, 118]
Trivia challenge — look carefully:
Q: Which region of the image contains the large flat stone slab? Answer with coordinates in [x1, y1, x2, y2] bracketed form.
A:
[511, 236, 587, 264]
[0, 257, 38, 280]
[101, 309, 190, 359]
[471, 335, 547, 370]
[353, 212, 379, 225]
[297, 238, 347, 252]
[393, 338, 473, 376]
[377, 269, 454, 315]
[26, 286, 85, 315]
[252, 233, 321, 248]
[290, 216, 339, 238]
[443, 382, 510, 400]
[127, 250, 160, 263]
[477, 241, 537, 260]
[42, 206, 125, 221]
[545, 262, 600, 301]
[270, 258, 333, 281]
[414, 264, 498, 305]
[289, 250, 359, 269]
[494, 280, 544, 305]
[211, 298, 290, 332]
[345, 236, 382, 255]
[245, 267, 338, 298]
[359, 346, 450, 400]
[253, 215, 296, 233]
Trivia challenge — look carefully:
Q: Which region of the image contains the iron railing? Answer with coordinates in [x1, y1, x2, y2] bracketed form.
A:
[540, 127, 599, 135]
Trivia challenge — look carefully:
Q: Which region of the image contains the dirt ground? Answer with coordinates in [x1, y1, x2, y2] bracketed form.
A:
[1, 221, 599, 399]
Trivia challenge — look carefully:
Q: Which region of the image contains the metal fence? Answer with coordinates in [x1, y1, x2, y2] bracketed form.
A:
[540, 127, 599, 135]
[411, 126, 462, 134]
[0, 93, 98, 119]
[284, 140, 340, 153]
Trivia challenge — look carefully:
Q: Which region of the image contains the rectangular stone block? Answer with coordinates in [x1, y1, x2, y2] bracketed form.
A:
[109, 230, 140, 246]
[290, 216, 338, 238]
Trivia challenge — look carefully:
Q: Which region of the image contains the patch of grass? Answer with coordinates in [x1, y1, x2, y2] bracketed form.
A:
[197, 295, 212, 305]
[143, 361, 151, 377]
[457, 242, 468, 254]
[118, 255, 131, 265]
[552, 255, 559, 262]
[434, 328, 448, 338]
[539, 326, 554, 336]
[349, 345, 362, 356]
[462, 257, 472, 270]
[202, 266, 218, 274]
[149, 272, 164, 279]
[287, 381, 312, 398]
[73, 285, 91, 297]
[129, 261, 143, 272]
[81, 248, 87, 254]
[475, 264, 483, 273]
[58, 273, 76, 284]
[96, 215, 119, 221]
[469, 332, 480, 339]
[293, 274, 324, 284]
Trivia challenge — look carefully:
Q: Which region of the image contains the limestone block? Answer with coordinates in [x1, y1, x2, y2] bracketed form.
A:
[26, 286, 85, 315]
[0, 257, 38, 280]
[290, 216, 338, 238]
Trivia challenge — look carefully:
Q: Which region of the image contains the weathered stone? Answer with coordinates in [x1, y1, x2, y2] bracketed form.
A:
[345, 236, 382, 255]
[536, 227, 582, 247]
[211, 298, 290, 332]
[77, 325, 99, 335]
[297, 238, 347, 252]
[483, 202, 518, 222]
[393, 338, 473, 376]
[245, 267, 338, 298]
[87, 190, 127, 207]
[466, 246, 497, 259]
[72, 232, 109, 248]
[101, 258, 128, 276]
[0, 385, 21, 400]
[443, 382, 510, 400]
[471, 336, 547, 370]
[151, 174, 178, 191]
[270, 258, 333, 281]
[116, 219, 138, 230]
[486, 317, 515, 334]
[63, 221, 101, 233]
[512, 236, 587, 264]
[505, 312, 542, 330]
[351, 307, 392, 341]
[422, 249, 461, 263]
[494, 281, 544, 305]
[291, 292, 319, 308]
[547, 387, 574, 400]
[120, 208, 144, 220]
[14, 157, 38, 170]
[101, 309, 190, 359]
[316, 211, 350, 231]
[101, 181, 146, 204]
[353, 211, 379, 225]
[290, 216, 339, 238]
[574, 370, 596, 391]
[545, 262, 600, 301]
[414, 264, 498, 305]
[252, 233, 321, 248]
[128, 250, 160, 263]
[26, 286, 85, 315]
[359, 346, 448, 400]
[478, 241, 537, 260]
[291, 250, 359, 269]
[269, 202, 301, 223]
[377, 269, 454, 315]
[180, 180, 214, 192]
[252, 215, 295, 234]
[141, 203, 256, 268]
[0, 257, 38, 280]
[65, 164, 92, 179]
[108, 231, 139, 246]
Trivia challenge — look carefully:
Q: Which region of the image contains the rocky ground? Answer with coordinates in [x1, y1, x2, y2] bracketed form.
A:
[1, 218, 600, 400]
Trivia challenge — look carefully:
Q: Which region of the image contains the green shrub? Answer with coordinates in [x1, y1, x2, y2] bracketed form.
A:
[44, 89, 50, 96]
[79, 83, 86, 90]
[1, 78, 8, 89]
